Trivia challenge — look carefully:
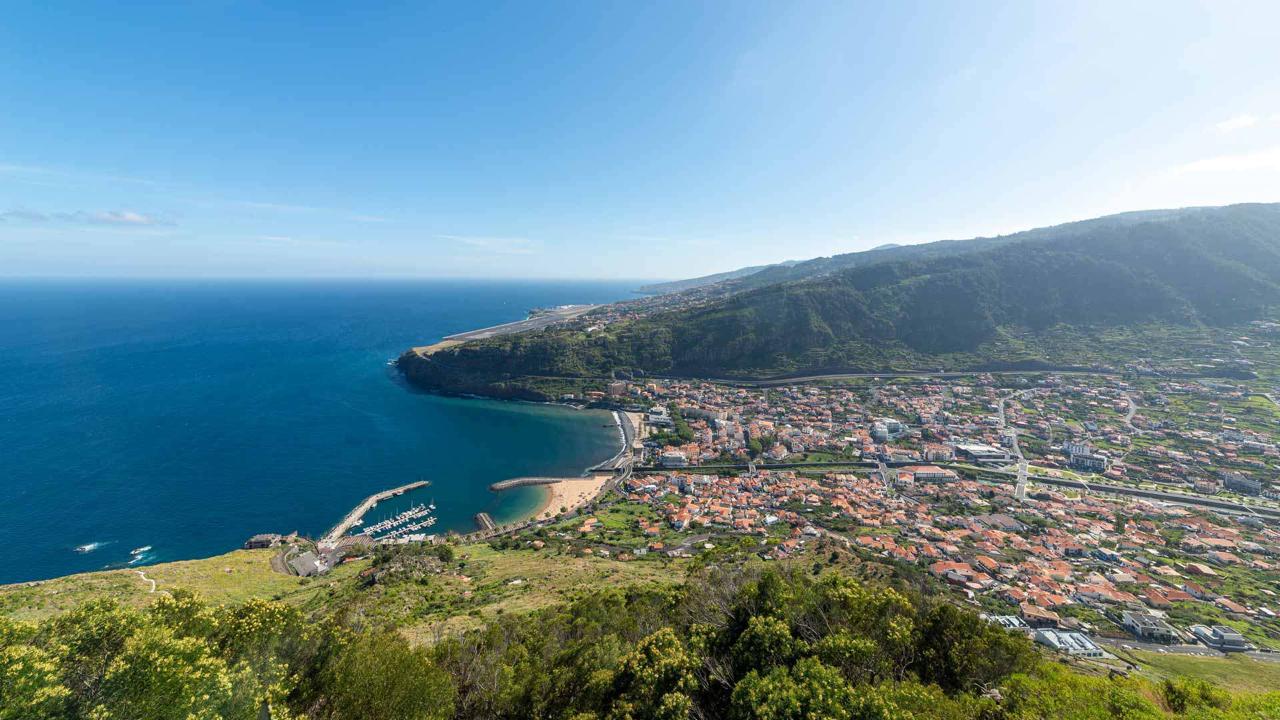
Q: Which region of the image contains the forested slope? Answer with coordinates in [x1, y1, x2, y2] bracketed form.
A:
[401, 203, 1280, 397]
[6, 563, 1279, 720]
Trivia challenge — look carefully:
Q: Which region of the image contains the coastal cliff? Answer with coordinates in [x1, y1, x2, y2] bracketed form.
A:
[396, 349, 564, 401]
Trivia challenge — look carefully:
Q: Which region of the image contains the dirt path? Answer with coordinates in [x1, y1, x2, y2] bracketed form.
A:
[135, 569, 170, 597]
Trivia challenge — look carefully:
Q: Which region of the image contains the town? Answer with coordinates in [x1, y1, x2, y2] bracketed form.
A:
[529, 372, 1280, 661]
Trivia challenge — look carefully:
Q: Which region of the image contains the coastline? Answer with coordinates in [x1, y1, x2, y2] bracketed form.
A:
[504, 410, 628, 526]
[399, 304, 635, 530]
[527, 474, 613, 522]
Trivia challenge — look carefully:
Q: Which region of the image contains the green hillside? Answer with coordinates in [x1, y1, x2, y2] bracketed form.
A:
[6, 557, 1280, 720]
[400, 203, 1280, 398]
[716, 206, 1213, 293]
[636, 263, 785, 295]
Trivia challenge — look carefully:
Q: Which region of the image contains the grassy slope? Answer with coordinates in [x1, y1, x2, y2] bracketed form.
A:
[391, 545, 681, 642]
[0, 544, 682, 644]
[1128, 650, 1280, 694]
[0, 549, 364, 622]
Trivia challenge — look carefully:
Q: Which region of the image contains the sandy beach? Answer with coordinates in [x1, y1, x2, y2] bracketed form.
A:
[533, 473, 611, 521]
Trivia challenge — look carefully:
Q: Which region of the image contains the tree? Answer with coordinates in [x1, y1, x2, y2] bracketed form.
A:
[911, 602, 1033, 694]
[90, 624, 253, 720]
[321, 631, 454, 720]
[796, 574, 916, 683]
[605, 628, 699, 720]
[44, 599, 145, 714]
[730, 657, 897, 720]
[0, 622, 69, 720]
[810, 631, 884, 684]
[731, 615, 800, 678]
[1000, 664, 1162, 720]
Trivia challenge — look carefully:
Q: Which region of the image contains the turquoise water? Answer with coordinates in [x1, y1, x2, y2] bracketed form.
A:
[0, 279, 636, 583]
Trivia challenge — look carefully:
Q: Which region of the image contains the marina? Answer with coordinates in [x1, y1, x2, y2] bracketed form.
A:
[376, 515, 439, 540]
[358, 502, 438, 539]
[319, 479, 430, 549]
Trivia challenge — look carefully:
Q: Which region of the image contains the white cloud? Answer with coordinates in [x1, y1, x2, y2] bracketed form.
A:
[0, 162, 165, 188]
[1216, 113, 1259, 133]
[250, 234, 353, 249]
[91, 210, 161, 226]
[442, 234, 540, 255]
[0, 208, 170, 226]
[232, 201, 392, 224]
[1171, 145, 1280, 175]
[235, 200, 325, 213]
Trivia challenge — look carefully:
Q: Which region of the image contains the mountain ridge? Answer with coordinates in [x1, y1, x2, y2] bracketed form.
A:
[400, 203, 1280, 399]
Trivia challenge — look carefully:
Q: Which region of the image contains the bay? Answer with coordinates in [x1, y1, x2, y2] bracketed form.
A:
[0, 279, 637, 583]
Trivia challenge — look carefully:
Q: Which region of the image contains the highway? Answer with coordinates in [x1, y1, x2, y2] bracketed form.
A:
[591, 411, 635, 471]
[701, 368, 1120, 387]
[632, 459, 1280, 523]
[996, 388, 1034, 498]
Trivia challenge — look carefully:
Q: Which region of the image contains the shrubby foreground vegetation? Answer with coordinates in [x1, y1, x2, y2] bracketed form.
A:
[4, 566, 1280, 720]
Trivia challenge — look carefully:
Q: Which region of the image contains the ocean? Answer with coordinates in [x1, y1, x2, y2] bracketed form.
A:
[0, 279, 639, 584]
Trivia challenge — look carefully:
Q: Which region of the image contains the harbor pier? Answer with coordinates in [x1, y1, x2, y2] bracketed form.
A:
[474, 512, 496, 532]
[320, 480, 429, 549]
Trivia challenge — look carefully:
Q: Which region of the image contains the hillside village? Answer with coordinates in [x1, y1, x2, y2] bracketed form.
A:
[545, 373, 1280, 657]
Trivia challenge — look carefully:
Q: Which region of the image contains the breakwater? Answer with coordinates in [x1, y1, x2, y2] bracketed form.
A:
[320, 480, 429, 549]
[489, 476, 561, 492]
[474, 512, 496, 532]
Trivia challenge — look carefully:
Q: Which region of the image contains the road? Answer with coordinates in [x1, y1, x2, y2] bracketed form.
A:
[591, 411, 635, 471]
[996, 388, 1035, 497]
[971, 465, 1280, 521]
[705, 368, 1120, 387]
[632, 459, 1280, 522]
[1113, 393, 1144, 464]
[1094, 636, 1224, 658]
[996, 388, 1036, 461]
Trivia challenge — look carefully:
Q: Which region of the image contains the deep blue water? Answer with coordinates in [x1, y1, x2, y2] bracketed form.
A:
[0, 279, 638, 584]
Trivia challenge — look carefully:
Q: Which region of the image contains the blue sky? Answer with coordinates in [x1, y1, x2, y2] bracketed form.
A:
[2, 1, 1279, 279]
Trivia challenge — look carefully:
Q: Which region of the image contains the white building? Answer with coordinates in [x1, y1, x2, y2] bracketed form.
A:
[1034, 629, 1105, 658]
[660, 450, 688, 468]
